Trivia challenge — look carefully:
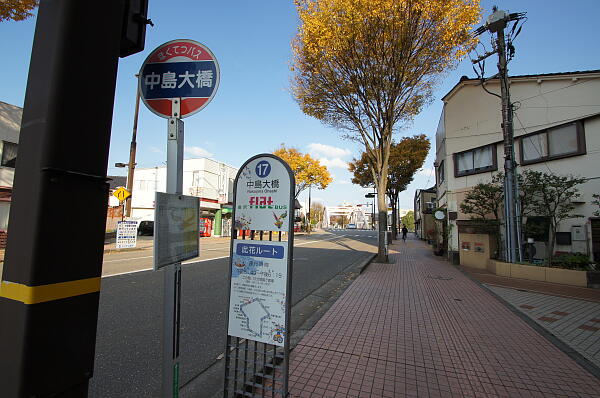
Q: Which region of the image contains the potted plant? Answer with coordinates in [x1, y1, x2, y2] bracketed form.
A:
[426, 228, 435, 244]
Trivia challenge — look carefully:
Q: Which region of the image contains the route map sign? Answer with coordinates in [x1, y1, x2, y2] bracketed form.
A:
[138, 39, 220, 119]
[224, 154, 295, 396]
[228, 240, 288, 346]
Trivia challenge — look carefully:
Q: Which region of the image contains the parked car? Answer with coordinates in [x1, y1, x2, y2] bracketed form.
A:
[137, 220, 154, 236]
[347, 223, 357, 229]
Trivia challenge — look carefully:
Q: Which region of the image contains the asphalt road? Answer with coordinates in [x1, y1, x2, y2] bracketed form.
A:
[89, 230, 377, 397]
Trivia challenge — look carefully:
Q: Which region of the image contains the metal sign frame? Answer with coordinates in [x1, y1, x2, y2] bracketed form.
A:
[153, 192, 200, 270]
[224, 154, 295, 398]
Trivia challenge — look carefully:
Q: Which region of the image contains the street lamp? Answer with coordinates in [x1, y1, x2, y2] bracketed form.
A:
[365, 191, 375, 230]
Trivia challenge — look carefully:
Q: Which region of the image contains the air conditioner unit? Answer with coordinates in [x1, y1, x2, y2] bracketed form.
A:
[571, 225, 586, 241]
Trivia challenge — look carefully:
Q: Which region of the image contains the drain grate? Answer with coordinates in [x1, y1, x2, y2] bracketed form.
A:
[427, 275, 453, 281]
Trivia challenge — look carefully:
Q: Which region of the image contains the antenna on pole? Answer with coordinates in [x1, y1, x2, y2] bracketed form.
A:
[470, 8, 527, 263]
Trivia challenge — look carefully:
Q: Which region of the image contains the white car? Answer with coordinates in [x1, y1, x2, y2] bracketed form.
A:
[347, 223, 357, 229]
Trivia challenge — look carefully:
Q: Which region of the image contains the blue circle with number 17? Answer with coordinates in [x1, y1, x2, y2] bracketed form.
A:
[255, 160, 271, 178]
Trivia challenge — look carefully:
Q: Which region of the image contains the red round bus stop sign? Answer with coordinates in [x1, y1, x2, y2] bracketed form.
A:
[138, 39, 220, 118]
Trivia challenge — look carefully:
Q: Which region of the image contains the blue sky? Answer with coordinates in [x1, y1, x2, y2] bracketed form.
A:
[1, 0, 599, 211]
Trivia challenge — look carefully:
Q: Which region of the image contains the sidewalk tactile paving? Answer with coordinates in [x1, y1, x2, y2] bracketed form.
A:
[288, 239, 600, 397]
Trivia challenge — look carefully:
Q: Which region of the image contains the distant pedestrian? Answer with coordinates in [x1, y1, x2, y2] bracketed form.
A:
[401, 226, 408, 242]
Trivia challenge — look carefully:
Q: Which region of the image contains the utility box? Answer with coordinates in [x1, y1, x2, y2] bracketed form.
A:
[459, 233, 495, 270]
[572, 225, 586, 241]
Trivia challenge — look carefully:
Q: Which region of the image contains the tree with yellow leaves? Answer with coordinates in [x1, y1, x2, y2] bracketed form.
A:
[1, 0, 38, 22]
[292, 0, 480, 261]
[273, 145, 332, 198]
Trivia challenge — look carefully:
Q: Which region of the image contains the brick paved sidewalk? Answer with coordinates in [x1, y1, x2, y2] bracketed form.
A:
[487, 285, 600, 369]
[288, 238, 600, 398]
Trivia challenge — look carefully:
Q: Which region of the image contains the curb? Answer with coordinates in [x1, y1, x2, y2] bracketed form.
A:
[103, 246, 153, 254]
[456, 264, 600, 382]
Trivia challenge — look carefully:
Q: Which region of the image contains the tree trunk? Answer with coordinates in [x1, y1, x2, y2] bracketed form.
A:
[546, 224, 556, 266]
[377, 183, 388, 263]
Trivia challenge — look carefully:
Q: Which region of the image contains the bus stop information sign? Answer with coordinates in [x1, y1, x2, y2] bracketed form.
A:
[138, 39, 219, 398]
[139, 39, 220, 118]
[224, 154, 295, 397]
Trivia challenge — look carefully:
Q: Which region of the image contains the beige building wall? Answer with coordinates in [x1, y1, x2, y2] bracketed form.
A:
[436, 72, 600, 258]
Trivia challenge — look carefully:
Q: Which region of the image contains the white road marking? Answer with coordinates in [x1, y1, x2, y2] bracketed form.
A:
[103, 255, 153, 263]
[296, 234, 347, 246]
[102, 234, 352, 278]
[103, 255, 230, 278]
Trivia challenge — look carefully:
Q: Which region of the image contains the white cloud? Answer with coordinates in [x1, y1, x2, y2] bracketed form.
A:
[319, 157, 348, 169]
[338, 180, 351, 185]
[185, 146, 214, 158]
[149, 146, 162, 153]
[308, 143, 352, 159]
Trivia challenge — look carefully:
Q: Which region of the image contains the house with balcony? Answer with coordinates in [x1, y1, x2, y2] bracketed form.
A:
[434, 70, 600, 266]
[414, 186, 436, 241]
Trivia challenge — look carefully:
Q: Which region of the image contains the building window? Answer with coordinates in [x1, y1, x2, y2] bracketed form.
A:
[437, 160, 445, 183]
[136, 180, 156, 191]
[519, 121, 585, 165]
[1, 141, 18, 168]
[453, 144, 497, 177]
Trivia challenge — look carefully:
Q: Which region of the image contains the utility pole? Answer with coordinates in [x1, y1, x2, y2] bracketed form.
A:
[472, 7, 526, 263]
[0, 1, 150, 397]
[125, 79, 141, 218]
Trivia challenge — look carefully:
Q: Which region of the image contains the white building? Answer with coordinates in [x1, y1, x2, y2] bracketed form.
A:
[435, 70, 600, 264]
[130, 158, 237, 236]
[323, 204, 372, 229]
[0, 102, 21, 234]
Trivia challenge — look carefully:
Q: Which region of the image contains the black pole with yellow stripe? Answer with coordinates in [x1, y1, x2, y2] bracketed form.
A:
[0, 1, 147, 396]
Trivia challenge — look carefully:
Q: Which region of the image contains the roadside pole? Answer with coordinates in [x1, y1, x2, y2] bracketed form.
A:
[307, 184, 312, 234]
[163, 101, 184, 397]
[472, 8, 526, 263]
[125, 85, 141, 218]
[138, 39, 220, 398]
